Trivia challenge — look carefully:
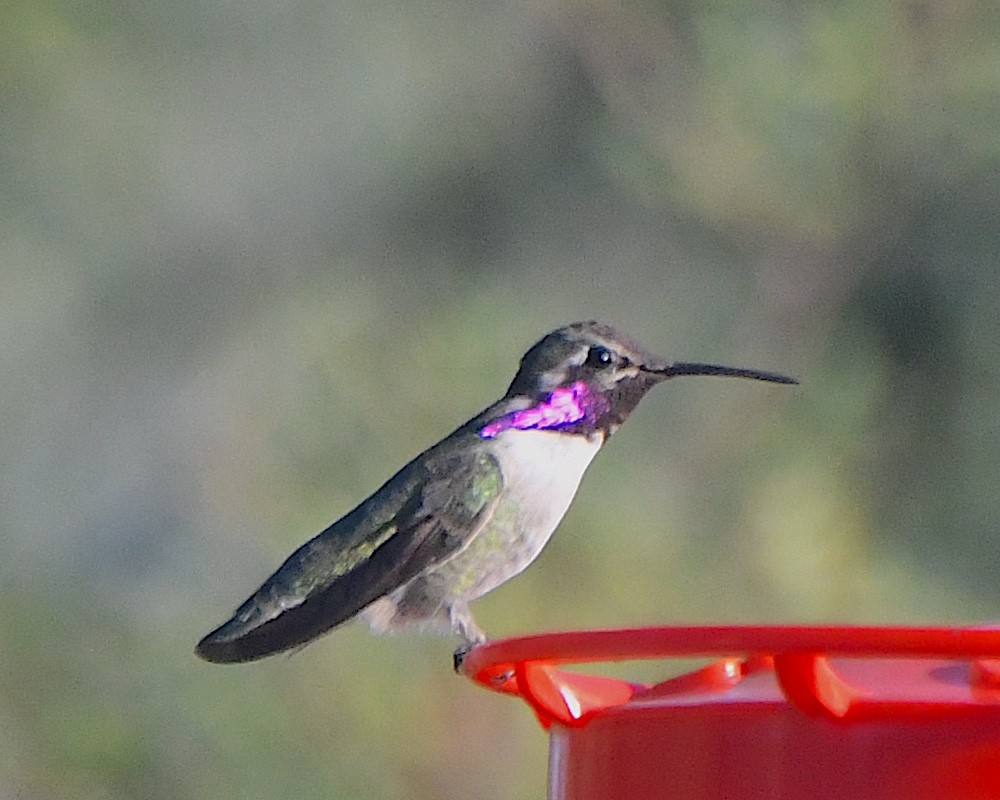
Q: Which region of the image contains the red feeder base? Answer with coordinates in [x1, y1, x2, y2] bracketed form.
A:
[462, 625, 1000, 800]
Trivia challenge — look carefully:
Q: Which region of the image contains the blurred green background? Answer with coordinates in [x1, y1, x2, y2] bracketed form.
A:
[3, 0, 999, 797]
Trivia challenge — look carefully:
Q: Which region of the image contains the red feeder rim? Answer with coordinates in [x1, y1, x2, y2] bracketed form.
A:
[460, 624, 1000, 726]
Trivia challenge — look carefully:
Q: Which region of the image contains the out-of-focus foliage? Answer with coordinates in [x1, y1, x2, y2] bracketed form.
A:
[3, 0, 998, 797]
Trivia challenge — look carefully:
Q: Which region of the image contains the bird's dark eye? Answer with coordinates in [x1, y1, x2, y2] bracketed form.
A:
[585, 345, 614, 368]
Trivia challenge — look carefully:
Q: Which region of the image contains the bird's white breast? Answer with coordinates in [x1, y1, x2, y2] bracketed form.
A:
[368, 427, 605, 626]
[489, 427, 603, 550]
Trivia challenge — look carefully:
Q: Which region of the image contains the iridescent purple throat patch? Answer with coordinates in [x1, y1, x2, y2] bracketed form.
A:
[480, 381, 601, 439]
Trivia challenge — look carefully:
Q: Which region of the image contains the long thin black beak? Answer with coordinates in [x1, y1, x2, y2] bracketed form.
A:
[645, 361, 798, 385]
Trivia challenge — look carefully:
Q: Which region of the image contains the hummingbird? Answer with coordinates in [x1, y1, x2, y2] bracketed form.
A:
[196, 321, 796, 667]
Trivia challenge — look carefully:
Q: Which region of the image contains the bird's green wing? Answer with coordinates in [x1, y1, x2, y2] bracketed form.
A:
[196, 448, 503, 663]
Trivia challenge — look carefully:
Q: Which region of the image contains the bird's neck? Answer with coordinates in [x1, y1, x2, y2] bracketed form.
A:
[479, 381, 610, 440]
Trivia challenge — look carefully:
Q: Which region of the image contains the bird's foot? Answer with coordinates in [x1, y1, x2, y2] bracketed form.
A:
[450, 604, 486, 673]
[453, 641, 477, 673]
[453, 640, 517, 687]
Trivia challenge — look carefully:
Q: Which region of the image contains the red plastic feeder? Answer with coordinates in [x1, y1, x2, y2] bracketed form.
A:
[461, 625, 1000, 799]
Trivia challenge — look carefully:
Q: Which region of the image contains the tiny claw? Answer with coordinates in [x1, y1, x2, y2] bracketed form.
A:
[453, 643, 473, 673]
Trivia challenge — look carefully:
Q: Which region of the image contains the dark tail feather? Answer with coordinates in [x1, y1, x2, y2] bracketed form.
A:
[195, 617, 284, 664]
[195, 591, 351, 664]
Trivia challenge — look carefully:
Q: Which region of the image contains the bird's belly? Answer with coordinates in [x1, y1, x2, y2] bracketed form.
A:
[434, 428, 603, 601]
